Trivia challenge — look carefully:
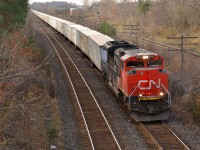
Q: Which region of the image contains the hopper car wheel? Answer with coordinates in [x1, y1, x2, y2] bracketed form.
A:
[81, 51, 84, 57]
[102, 73, 108, 83]
[118, 92, 124, 102]
[90, 60, 94, 68]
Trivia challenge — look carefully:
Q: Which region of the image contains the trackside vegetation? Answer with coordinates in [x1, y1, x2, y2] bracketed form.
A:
[0, 1, 63, 149]
[0, 0, 29, 34]
[98, 21, 116, 36]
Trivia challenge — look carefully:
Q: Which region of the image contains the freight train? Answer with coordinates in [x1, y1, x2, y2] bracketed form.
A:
[32, 10, 171, 122]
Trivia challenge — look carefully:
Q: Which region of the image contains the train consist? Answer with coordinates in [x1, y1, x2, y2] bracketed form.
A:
[32, 10, 171, 121]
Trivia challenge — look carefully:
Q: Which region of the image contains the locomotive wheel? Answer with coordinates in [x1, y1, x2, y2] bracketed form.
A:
[118, 92, 127, 104]
[122, 95, 128, 106]
[118, 92, 123, 102]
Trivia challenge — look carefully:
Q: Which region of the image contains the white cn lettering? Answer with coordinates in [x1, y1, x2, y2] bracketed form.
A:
[138, 79, 161, 90]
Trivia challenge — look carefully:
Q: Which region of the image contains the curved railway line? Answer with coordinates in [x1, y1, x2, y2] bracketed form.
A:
[32, 12, 191, 150]
[34, 15, 122, 150]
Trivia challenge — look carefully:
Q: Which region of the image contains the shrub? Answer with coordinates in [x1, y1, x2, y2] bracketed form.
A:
[98, 21, 116, 36]
[28, 36, 34, 46]
[47, 125, 58, 141]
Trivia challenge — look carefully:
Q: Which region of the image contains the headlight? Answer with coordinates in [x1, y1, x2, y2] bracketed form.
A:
[142, 56, 149, 59]
[139, 94, 143, 97]
[159, 92, 164, 96]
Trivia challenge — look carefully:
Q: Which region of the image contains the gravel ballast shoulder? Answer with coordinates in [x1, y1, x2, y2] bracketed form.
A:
[33, 19, 82, 149]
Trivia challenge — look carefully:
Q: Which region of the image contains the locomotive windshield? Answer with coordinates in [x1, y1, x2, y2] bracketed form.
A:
[147, 59, 162, 67]
[127, 61, 144, 67]
[126, 59, 162, 68]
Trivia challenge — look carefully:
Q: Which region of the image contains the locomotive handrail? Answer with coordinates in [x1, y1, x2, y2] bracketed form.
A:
[128, 84, 139, 109]
[129, 83, 140, 98]
[161, 83, 171, 106]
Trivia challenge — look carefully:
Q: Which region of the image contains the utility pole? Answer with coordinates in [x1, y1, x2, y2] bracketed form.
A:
[167, 35, 198, 95]
[123, 24, 140, 45]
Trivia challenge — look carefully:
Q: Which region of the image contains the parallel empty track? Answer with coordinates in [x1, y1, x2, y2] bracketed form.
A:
[34, 15, 121, 150]
[137, 121, 190, 150]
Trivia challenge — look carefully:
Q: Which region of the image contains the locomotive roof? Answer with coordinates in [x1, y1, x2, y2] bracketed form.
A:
[103, 40, 139, 57]
[117, 48, 157, 60]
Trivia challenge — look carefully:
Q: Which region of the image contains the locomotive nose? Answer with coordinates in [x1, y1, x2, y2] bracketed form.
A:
[135, 69, 166, 98]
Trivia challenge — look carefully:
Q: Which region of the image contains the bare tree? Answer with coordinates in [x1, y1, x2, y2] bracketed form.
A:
[0, 29, 57, 149]
[83, 0, 90, 9]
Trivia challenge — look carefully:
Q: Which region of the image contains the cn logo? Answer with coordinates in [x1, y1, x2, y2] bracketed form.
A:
[138, 79, 161, 90]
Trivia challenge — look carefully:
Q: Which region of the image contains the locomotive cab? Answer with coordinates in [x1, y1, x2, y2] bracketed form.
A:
[115, 48, 171, 121]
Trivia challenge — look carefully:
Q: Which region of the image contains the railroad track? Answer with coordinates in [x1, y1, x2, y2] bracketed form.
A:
[137, 121, 190, 150]
[34, 15, 121, 150]
[33, 13, 191, 150]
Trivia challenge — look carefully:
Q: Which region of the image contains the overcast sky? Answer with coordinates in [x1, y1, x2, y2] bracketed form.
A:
[29, 0, 84, 5]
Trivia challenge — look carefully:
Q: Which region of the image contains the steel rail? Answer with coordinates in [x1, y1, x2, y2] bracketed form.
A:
[34, 15, 122, 150]
[139, 122, 163, 150]
[161, 121, 190, 150]
[141, 121, 190, 150]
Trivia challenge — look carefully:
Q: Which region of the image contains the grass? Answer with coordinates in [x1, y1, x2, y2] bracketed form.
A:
[191, 98, 200, 125]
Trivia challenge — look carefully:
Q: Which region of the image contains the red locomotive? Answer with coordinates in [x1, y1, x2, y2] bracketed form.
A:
[102, 41, 171, 121]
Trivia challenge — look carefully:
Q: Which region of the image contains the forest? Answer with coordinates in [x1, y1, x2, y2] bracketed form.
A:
[0, 0, 29, 33]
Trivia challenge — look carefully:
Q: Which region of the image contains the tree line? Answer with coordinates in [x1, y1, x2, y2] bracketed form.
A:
[0, 0, 29, 34]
